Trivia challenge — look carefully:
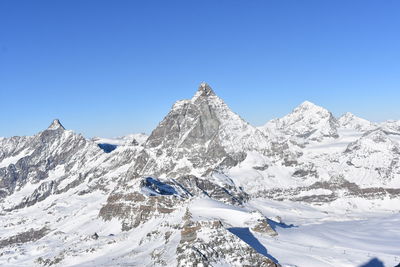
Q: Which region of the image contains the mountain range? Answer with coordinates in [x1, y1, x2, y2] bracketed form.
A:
[1, 83, 399, 267]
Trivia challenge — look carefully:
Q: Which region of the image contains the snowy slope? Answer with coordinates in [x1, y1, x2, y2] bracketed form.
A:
[251, 198, 400, 267]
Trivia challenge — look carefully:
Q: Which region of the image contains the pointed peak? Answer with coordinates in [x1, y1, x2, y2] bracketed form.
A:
[292, 101, 330, 115]
[339, 112, 370, 122]
[193, 82, 216, 100]
[47, 119, 65, 130]
[199, 82, 214, 93]
[298, 101, 320, 109]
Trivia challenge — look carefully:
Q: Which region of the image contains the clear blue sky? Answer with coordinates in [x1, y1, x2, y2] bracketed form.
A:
[1, 0, 399, 138]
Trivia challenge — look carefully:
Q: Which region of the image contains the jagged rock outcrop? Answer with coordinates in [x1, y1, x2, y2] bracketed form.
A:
[177, 210, 279, 267]
[99, 190, 183, 231]
[0, 227, 49, 249]
[249, 211, 278, 236]
[99, 174, 250, 232]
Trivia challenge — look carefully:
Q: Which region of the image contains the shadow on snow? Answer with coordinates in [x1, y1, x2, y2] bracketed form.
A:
[143, 177, 179, 196]
[228, 227, 279, 264]
[267, 219, 298, 231]
[359, 258, 385, 267]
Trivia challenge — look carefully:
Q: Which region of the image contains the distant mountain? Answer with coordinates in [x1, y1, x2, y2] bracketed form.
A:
[260, 101, 338, 142]
[380, 120, 400, 135]
[343, 129, 400, 186]
[338, 112, 376, 131]
[0, 119, 103, 202]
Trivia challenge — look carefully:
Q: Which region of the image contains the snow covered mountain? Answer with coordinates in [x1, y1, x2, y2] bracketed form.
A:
[338, 112, 377, 132]
[130, 82, 269, 178]
[380, 120, 400, 135]
[260, 101, 339, 142]
[343, 129, 400, 186]
[1, 83, 400, 267]
[0, 119, 103, 203]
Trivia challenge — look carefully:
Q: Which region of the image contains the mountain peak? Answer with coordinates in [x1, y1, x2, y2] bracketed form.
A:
[300, 100, 316, 106]
[338, 112, 375, 131]
[291, 101, 334, 121]
[263, 100, 338, 141]
[193, 82, 216, 100]
[297, 101, 325, 111]
[47, 119, 65, 130]
[144, 83, 269, 177]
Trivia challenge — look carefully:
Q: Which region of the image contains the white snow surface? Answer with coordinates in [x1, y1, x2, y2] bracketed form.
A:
[188, 197, 400, 267]
[2, 192, 399, 267]
[249, 198, 400, 267]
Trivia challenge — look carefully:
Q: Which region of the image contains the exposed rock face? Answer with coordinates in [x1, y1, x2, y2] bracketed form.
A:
[0, 136, 34, 166]
[99, 191, 181, 231]
[0, 227, 49, 249]
[257, 175, 400, 203]
[47, 119, 65, 131]
[174, 175, 249, 205]
[99, 174, 250, 232]
[0, 121, 103, 201]
[13, 180, 56, 209]
[250, 211, 278, 236]
[132, 82, 269, 178]
[177, 210, 279, 267]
